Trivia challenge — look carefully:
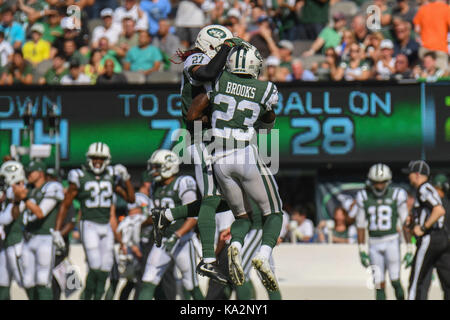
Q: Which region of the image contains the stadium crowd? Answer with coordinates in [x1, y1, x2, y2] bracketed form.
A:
[0, 0, 449, 84]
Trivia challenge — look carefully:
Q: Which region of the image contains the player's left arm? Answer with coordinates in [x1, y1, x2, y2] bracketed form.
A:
[414, 185, 446, 236]
[257, 82, 278, 132]
[187, 92, 210, 122]
[113, 164, 135, 203]
[110, 203, 126, 253]
[397, 189, 412, 243]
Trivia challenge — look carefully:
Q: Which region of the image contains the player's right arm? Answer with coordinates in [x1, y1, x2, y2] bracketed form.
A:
[55, 183, 78, 231]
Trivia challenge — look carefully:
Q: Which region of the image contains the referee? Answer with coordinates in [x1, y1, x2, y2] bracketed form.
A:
[403, 160, 450, 300]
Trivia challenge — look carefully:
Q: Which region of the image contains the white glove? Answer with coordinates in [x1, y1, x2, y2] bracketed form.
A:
[114, 164, 130, 181]
[50, 228, 66, 250]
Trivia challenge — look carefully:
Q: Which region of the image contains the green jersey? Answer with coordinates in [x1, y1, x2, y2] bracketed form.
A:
[208, 71, 278, 143]
[355, 186, 408, 238]
[152, 175, 197, 238]
[24, 181, 64, 235]
[2, 187, 24, 248]
[68, 166, 116, 224]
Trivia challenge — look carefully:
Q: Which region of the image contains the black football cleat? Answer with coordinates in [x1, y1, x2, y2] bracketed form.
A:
[196, 260, 230, 286]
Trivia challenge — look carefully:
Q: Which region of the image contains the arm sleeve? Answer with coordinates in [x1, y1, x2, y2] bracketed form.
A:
[39, 182, 64, 217]
[0, 203, 13, 225]
[178, 176, 198, 205]
[354, 192, 367, 228]
[190, 45, 232, 82]
[261, 82, 279, 112]
[396, 188, 409, 224]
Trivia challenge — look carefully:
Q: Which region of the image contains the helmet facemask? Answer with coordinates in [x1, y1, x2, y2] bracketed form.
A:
[88, 156, 110, 175]
[368, 179, 391, 197]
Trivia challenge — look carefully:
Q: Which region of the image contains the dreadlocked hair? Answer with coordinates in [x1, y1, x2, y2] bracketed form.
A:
[170, 48, 203, 64]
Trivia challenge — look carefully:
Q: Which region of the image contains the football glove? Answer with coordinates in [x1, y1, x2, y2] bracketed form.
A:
[403, 244, 414, 268]
[114, 164, 130, 181]
[50, 228, 66, 251]
[359, 251, 370, 268]
[223, 37, 249, 49]
[164, 233, 180, 254]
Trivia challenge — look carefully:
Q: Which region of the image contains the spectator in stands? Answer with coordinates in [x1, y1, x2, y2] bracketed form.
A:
[123, 30, 162, 76]
[246, 5, 264, 33]
[52, 17, 89, 57]
[277, 40, 293, 75]
[84, 49, 103, 83]
[324, 47, 340, 81]
[413, 0, 450, 72]
[174, 0, 206, 48]
[373, 0, 393, 32]
[96, 58, 127, 84]
[335, 43, 371, 81]
[288, 206, 314, 243]
[114, 0, 149, 32]
[22, 23, 51, 66]
[393, 20, 419, 66]
[153, 18, 180, 59]
[114, 16, 139, 58]
[272, 0, 301, 41]
[392, 0, 417, 27]
[222, 8, 249, 41]
[41, 8, 63, 44]
[0, 7, 25, 50]
[60, 59, 91, 84]
[335, 29, 356, 61]
[39, 53, 68, 84]
[286, 58, 316, 81]
[91, 8, 121, 49]
[351, 15, 368, 45]
[62, 39, 88, 66]
[259, 55, 285, 82]
[89, 0, 119, 19]
[0, 30, 13, 68]
[414, 51, 446, 82]
[364, 32, 383, 66]
[140, 0, 171, 36]
[390, 53, 413, 80]
[249, 15, 279, 59]
[375, 39, 396, 80]
[303, 12, 347, 57]
[16, 0, 57, 25]
[0, 50, 33, 84]
[330, 207, 357, 244]
[297, 0, 330, 40]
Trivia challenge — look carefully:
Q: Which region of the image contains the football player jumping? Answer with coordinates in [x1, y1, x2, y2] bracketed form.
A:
[352, 163, 412, 300]
[138, 149, 203, 300]
[186, 44, 283, 292]
[152, 25, 250, 284]
[54, 142, 135, 300]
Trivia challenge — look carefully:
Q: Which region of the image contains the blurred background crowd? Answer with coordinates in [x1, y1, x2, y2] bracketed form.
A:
[0, 0, 449, 84]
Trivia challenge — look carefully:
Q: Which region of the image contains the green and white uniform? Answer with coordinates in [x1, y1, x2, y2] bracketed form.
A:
[0, 187, 26, 288]
[354, 186, 409, 284]
[142, 175, 200, 291]
[182, 52, 221, 198]
[68, 166, 116, 272]
[21, 181, 64, 289]
[208, 70, 282, 217]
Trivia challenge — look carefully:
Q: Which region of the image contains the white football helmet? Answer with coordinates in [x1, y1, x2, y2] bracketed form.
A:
[86, 142, 111, 175]
[367, 163, 392, 197]
[226, 44, 263, 79]
[0, 161, 26, 186]
[147, 149, 180, 182]
[195, 24, 233, 59]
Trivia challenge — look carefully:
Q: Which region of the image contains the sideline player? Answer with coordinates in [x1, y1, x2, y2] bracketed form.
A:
[353, 163, 411, 300]
[54, 142, 135, 300]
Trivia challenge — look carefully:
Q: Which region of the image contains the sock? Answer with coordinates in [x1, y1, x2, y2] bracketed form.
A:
[183, 287, 192, 300]
[171, 200, 202, 220]
[190, 286, 204, 300]
[259, 245, 273, 261]
[268, 290, 282, 300]
[236, 280, 254, 300]
[198, 196, 222, 260]
[0, 286, 10, 300]
[230, 218, 252, 247]
[82, 270, 97, 300]
[104, 279, 118, 300]
[391, 280, 404, 300]
[261, 212, 282, 249]
[203, 257, 216, 264]
[94, 271, 109, 300]
[26, 287, 36, 300]
[376, 288, 386, 300]
[138, 282, 157, 300]
[35, 285, 53, 300]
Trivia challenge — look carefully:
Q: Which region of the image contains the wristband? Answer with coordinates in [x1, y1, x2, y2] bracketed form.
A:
[420, 225, 428, 233]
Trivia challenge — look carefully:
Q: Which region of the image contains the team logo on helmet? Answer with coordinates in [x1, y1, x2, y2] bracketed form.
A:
[207, 28, 227, 39]
[4, 164, 19, 173]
